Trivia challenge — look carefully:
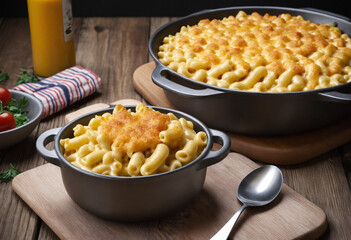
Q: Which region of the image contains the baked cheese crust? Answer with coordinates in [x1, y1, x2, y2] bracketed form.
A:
[101, 106, 170, 154]
[158, 11, 351, 92]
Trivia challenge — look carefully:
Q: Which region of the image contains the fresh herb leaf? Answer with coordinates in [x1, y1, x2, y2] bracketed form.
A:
[16, 69, 39, 85]
[13, 113, 29, 127]
[3, 97, 30, 127]
[0, 163, 21, 183]
[0, 70, 9, 83]
[18, 97, 29, 109]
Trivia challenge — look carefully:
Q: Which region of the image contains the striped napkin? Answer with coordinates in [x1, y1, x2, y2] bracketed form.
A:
[13, 66, 102, 118]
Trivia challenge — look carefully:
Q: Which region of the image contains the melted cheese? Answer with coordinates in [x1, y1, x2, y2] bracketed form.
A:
[158, 11, 351, 92]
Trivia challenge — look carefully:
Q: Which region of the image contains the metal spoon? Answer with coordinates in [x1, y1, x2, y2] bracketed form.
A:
[211, 165, 283, 240]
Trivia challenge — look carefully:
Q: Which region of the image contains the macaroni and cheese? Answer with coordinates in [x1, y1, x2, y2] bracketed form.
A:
[60, 103, 207, 177]
[158, 11, 351, 92]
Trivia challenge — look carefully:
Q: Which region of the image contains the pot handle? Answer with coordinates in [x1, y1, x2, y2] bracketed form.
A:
[152, 64, 224, 97]
[197, 129, 231, 170]
[318, 91, 351, 103]
[36, 128, 62, 167]
[302, 8, 351, 22]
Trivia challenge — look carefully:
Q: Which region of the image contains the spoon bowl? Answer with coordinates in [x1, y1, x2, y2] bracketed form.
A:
[238, 165, 283, 206]
[211, 165, 283, 240]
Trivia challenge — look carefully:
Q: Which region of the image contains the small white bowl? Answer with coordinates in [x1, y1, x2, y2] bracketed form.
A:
[0, 90, 43, 150]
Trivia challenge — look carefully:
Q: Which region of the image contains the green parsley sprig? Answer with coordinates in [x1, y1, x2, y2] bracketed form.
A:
[3, 97, 30, 127]
[0, 70, 9, 83]
[0, 163, 21, 183]
[16, 68, 39, 85]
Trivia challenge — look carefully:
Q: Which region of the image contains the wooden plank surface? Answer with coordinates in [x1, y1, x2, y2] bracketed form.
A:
[0, 18, 42, 240]
[12, 153, 327, 240]
[0, 16, 350, 240]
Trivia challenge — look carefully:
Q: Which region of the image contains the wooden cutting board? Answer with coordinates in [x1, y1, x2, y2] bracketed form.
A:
[12, 153, 327, 240]
[132, 62, 351, 165]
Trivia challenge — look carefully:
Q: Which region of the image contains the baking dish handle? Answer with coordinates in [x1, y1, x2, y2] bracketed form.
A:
[152, 64, 224, 97]
[36, 128, 62, 167]
[302, 8, 351, 22]
[318, 91, 351, 103]
[197, 129, 231, 170]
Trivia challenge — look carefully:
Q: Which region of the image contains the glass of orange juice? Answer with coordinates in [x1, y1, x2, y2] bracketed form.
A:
[27, 0, 76, 78]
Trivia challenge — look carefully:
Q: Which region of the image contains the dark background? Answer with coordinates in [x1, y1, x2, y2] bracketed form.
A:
[1, 0, 351, 19]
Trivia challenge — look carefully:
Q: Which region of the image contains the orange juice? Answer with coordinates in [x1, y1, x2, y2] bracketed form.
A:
[27, 0, 76, 77]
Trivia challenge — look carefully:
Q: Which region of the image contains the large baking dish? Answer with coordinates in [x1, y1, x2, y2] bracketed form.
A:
[149, 6, 351, 136]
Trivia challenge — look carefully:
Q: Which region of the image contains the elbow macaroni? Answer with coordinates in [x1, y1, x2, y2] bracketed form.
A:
[60, 103, 207, 177]
[158, 11, 351, 92]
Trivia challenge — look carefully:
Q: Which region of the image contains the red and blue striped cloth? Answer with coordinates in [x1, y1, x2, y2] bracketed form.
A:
[13, 66, 102, 118]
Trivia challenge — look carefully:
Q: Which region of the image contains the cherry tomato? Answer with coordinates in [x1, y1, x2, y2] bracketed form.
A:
[0, 111, 16, 132]
[0, 87, 11, 106]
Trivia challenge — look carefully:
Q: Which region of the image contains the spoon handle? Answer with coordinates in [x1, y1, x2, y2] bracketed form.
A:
[210, 204, 247, 240]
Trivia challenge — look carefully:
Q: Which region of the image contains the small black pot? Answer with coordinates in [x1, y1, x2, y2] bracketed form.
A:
[149, 6, 351, 136]
[36, 106, 230, 222]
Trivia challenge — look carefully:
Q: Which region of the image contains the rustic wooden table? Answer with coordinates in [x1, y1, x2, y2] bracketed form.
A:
[0, 17, 351, 240]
